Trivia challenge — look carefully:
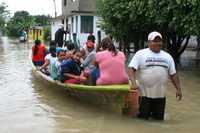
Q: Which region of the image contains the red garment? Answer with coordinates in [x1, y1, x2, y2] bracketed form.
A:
[32, 44, 46, 62]
[64, 79, 81, 84]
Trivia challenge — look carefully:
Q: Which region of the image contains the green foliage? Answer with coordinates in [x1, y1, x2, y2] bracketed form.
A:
[33, 15, 51, 26]
[0, 2, 9, 34]
[6, 10, 51, 37]
[98, 0, 200, 39]
[97, 0, 200, 62]
[43, 26, 51, 41]
[6, 11, 35, 37]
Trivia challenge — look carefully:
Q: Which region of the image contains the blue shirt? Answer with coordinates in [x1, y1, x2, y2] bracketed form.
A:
[60, 59, 81, 82]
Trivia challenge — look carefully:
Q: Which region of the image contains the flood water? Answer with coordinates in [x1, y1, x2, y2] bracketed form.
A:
[0, 36, 200, 133]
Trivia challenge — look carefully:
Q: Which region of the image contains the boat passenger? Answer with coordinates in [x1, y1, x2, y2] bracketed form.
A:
[39, 41, 57, 75]
[82, 41, 96, 70]
[60, 50, 87, 84]
[32, 40, 47, 66]
[93, 37, 129, 85]
[46, 46, 57, 79]
[64, 42, 75, 60]
[53, 49, 66, 80]
[81, 34, 96, 58]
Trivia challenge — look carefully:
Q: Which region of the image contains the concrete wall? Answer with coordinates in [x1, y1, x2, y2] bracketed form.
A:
[79, 0, 96, 12]
[62, 0, 96, 16]
[62, 0, 79, 16]
[66, 15, 106, 47]
[58, 0, 106, 45]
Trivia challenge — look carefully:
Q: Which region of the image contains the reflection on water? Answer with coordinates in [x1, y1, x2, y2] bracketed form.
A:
[0, 36, 200, 133]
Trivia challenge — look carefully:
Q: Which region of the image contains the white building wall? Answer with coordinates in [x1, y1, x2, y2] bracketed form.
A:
[54, 15, 107, 46]
[78, 15, 107, 47]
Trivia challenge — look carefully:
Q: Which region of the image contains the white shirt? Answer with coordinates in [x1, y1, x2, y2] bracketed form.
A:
[55, 59, 62, 76]
[128, 48, 176, 98]
[44, 54, 51, 72]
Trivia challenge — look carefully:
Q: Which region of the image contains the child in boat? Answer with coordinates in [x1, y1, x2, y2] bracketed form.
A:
[45, 46, 57, 79]
[60, 50, 87, 84]
[32, 40, 47, 66]
[40, 41, 57, 75]
[52, 49, 66, 80]
[65, 42, 75, 60]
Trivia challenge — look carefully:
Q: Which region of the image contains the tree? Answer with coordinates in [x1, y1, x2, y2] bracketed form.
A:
[33, 15, 51, 26]
[97, 0, 200, 63]
[151, 0, 199, 63]
[6, 11, 35, 37]
[0, 2, 9, 34]
[97, 0, 156, 52]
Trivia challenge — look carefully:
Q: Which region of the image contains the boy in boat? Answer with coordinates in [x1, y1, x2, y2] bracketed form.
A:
[39, 41, 57, 75]
[60, 50, 87, 84]
[52, 49, 66, 80]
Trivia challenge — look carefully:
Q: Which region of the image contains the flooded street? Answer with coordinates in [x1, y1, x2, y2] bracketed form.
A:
[0, 36, 200, 133]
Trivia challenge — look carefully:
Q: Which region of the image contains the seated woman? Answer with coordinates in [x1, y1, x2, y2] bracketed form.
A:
[60, 50, 87, 84]
[93, 37, 129, 85]
[32, 40, 47, 66]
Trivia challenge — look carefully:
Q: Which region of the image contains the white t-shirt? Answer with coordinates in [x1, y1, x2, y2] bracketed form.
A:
[44, 54, 51, 72]
[128, 48, 176, 98]
[55, 59, 62, 76]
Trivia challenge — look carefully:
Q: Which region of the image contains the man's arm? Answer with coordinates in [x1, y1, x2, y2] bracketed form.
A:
[128, 68, 139, 90]
[170, 73, 182, 101]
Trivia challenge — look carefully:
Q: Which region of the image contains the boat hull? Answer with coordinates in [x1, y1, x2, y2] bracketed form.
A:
[31, 62, 139, 115]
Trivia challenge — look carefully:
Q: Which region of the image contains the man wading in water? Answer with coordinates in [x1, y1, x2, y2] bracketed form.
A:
[128, 31, 182, 120]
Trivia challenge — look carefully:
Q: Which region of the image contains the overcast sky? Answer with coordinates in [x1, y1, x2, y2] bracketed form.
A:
[2, 0, 61, 17]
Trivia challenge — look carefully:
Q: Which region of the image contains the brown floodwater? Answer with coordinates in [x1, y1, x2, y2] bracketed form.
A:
[0, 36, 200, 133]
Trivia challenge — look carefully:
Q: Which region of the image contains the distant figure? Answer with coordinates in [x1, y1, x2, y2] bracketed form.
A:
[32, 40, 47, 66]
[87, 32, 95, 43]
[72, 33, 80, 50]
[55, 24, 67, 48]
[20, 30, 27, 42]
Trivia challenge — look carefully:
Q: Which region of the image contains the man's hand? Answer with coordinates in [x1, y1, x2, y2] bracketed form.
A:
[170, 73, 182, 101]
[176, 89, 182, 101]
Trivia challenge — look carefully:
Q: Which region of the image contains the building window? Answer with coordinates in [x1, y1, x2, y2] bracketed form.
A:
[64, 0, 67, 6]
[81, 16, 93, 33]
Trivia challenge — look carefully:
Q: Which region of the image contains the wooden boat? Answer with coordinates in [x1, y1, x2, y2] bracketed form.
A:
[31, 62, 139, 116]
